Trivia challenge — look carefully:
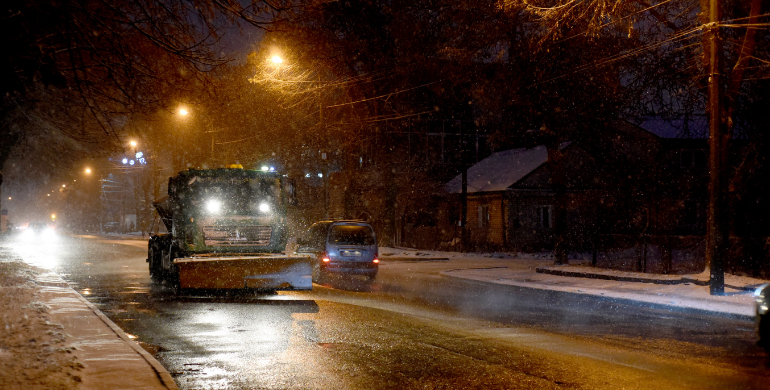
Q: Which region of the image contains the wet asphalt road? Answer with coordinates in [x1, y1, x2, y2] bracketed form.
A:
[10, 235, 770, 389]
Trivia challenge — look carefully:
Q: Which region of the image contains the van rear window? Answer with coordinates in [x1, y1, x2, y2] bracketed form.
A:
[329, 225, 375, 245]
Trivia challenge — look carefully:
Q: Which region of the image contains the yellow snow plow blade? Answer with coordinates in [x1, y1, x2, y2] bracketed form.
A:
[174, 254, 313, 290]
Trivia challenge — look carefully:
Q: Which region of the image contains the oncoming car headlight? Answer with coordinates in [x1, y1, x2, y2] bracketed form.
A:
[20, 228, 34, 239]
[206, 199, 222, 214]
[42, 227, 57, 240]
[258, 202, 271, 213]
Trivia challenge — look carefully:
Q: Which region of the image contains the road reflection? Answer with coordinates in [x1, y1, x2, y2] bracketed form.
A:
[86, 283, 323, 389]
[150, 297, 321, 389]
[313, 273, 381, 292]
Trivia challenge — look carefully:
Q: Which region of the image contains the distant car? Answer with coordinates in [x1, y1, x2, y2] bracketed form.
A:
[756, 283, 770, 351]
[28, 222, 48, 231]
[296, 220, 379, 282]
[20, 222, 57, 240]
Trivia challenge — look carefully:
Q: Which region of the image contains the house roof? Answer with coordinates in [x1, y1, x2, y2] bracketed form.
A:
[639, 117, 708, 139]
[445, 145, 550, 194]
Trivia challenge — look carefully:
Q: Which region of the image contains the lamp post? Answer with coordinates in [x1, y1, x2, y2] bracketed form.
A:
[84, 166, 106, 233]
[268, 54, 329, 217]
[173, 107, 189, 172]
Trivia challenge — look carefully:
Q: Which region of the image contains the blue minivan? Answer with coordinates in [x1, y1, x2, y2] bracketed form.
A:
[296, 220, 379, 282]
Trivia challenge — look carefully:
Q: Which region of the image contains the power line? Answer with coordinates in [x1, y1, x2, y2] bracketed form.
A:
[529, 25, 704, 88]
[535, 0, 682, 46]
[325, 79, 446, 109]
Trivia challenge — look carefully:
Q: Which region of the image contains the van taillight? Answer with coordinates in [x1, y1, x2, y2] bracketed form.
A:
[322, 253, 330, 263]
[373, 253, 379, 264]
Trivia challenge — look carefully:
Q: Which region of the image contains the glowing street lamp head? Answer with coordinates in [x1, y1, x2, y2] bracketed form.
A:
[179, 108, 188, 116]
[85, 168, 92, 174]
[270, 55, 283, 65]
[130, 140, 137, 147]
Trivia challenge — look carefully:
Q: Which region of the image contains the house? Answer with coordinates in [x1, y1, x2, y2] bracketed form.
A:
[444, 142, 607, 252]
[443, 121, 712, 274]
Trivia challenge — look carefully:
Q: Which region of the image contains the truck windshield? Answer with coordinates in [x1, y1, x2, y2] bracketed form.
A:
[183, 176, 281, 214]
[329, 225, 375, 246]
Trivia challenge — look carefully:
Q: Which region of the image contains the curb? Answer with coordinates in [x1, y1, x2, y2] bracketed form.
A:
[439, 271, 756, 322]
[38, 268, 180, 390]
[71, 291, 180, 390]
[536, 267, 758, 292]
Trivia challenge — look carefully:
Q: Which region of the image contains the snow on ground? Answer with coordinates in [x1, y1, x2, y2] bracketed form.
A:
[380, 246, 766, 319]
[0, 245, 82, 390]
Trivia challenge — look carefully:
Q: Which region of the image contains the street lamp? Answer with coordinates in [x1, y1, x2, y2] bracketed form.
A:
[172, 108, 191, 171]
[264, 53, 329, 217]
[82, 167, 106, 233]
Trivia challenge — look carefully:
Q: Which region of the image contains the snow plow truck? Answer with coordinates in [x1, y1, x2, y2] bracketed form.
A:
[147, 166, 312, 290]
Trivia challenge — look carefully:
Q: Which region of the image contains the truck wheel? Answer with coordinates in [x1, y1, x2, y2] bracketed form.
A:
[148, 247, 162, 282]
[759, 315, 770, 352]
[167, 245, 182, 290]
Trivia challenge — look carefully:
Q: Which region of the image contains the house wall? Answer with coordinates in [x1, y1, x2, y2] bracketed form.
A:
[506, 144, 604, 252]
[507, 193, 554, 251]
[507, 190, 602, 252]
[466, 193, 506, 248]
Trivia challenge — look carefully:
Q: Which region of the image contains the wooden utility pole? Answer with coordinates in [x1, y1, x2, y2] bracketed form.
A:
[706, 0, 726, 295]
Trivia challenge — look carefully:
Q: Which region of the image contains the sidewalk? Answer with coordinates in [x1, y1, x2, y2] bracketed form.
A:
[0, 238, 178, 390]
[380, 247, 766, 321]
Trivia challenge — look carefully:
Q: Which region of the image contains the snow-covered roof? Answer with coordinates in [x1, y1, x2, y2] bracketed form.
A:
[445, 145, 549, 194]
[639, 117, 708, 139]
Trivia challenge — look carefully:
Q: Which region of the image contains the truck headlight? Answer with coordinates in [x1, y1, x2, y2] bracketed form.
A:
[756, 284, 770, 315]
[206, 199, 222, 214]
[259, 202, 270, 213]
